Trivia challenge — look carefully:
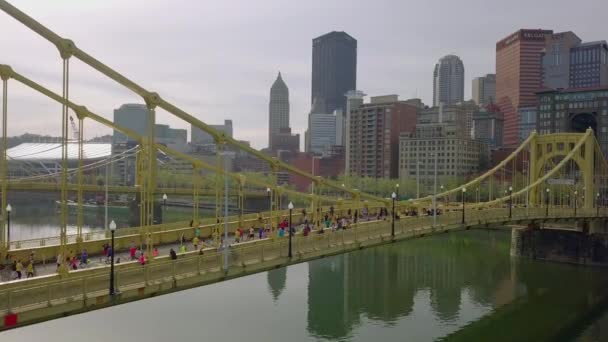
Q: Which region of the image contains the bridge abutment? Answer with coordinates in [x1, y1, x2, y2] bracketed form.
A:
[510, 224, 608, 266]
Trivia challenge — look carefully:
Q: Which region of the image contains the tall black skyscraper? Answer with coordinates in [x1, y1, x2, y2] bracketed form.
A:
[311, 31, 357, 114]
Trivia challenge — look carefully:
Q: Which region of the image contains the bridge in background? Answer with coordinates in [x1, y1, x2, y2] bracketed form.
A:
[1, 0, 608, 330]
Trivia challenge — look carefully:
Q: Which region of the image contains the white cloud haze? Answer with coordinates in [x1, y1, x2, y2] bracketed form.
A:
[1, 0, 606, 148]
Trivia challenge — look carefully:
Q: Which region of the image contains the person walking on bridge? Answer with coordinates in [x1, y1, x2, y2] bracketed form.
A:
[235, 229, 241, 243]
[80, 249, 88, 266]
[26, 261, 34, 278]
[15, 260, 23, 280]
[170, 248, 177, 260]
[193, 236, 200, 250]
[106, 246, 113, 264]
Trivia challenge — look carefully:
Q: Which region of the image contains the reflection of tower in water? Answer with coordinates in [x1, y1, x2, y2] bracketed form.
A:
[306, 231, 514, 340]
[267, 267, 287, 302]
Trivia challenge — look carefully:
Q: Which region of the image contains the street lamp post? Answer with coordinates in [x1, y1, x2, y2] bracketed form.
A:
[509, 186, 513, 219]
[597, 192, 600, 216]
[461, 188, 467, 224]
[545, 188, 550, 217]
[266, 187, 272, 223]
[109, 220, 116, 297]
[288, 202, 294, 258]
[162, 193, 167, 223]
[105, 161, 109, 231]
[524, 160, 529, 216]
[311, 156, 319, 195]
[391, 192, 396, 238]
[5, 204, 12, 246]
[395, 183, 399, 199]
[416, 161, 420, 198]
[433, 152, 438, 227]
[574, 190, 578, 217]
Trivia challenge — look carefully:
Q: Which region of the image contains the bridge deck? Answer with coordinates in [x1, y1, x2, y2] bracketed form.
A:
[0, 207, 603, 330]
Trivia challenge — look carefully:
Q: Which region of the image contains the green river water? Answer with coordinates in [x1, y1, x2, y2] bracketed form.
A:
[1, 218, 607, 341]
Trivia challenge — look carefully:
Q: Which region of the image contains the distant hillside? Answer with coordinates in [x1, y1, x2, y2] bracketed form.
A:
[6, 133, 61, 148]
[5, 133, 112, 148]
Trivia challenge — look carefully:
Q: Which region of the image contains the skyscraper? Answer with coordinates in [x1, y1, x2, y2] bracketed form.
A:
[344, 90, 366, 176]
[113, 104, 150, 144]
[496, 29, 553, 147]
[311, 31, 357, 114]
[433, 55, 465, 106]
[308, 113, 338, 155]
[349, 95, 418, 179]
[569, 41, 608, 88]
[268, 72, 289, 148]
[540, 31, 581, 89]
[472, 74, 496, 106]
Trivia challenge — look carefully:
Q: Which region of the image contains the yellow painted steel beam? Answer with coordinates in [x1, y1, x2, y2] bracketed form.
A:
[2, 66, 347, 206]
[0, 181, 269, 197]
[0, 1, 387, 205]
[412, 131, 537, 205]
[471, 129, 592, 209]
[0, 65, 8, 253]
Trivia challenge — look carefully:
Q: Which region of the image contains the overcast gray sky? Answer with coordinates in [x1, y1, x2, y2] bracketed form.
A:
[1, 0, 606, 148]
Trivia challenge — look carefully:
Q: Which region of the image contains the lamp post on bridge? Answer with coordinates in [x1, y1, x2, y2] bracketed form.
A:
[391, 192, 396, 238]
[6, 204, 11, 247]
[109, 219, 116, 297]
[433, 152, 438, 227]
[416, 161, 420, 199]
[288, 202, 294, 258]
[574, 190, 578, 217]
[545, 188, 550, 217]
[266, 187, 272, 230]
[597, 192, 600, 216]
[162, 193, 167, 224]
[461, 188, 467, 224]
[509, 186, 513, 219]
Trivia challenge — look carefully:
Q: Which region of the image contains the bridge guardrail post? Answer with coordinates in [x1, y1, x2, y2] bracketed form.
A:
[46, 284, 51, 307]
[145, 265, 149, 286]
[82, 277, 87, 303]
[7, 289, 11, 313]
[197, 255, 202, 275]
[172, 260, 177, 286]
[260, 244, 265, 262]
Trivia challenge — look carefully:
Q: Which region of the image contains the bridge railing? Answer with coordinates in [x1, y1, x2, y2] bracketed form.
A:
[1, 207, 606, 320]
[7, 205, 390, 263]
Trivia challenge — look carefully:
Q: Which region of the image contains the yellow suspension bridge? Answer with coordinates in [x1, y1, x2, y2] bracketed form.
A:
[0, 0, 608, 330]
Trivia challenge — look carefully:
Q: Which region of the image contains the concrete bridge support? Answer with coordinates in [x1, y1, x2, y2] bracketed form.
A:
[510, 224, 608, 266]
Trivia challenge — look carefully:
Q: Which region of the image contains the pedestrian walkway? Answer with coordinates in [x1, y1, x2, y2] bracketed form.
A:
[0, 215, 386, 283]
[1, 236, 228, 282]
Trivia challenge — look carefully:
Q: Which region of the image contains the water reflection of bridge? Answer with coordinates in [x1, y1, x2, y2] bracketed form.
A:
[305, 231, 515, 340]
[300, 230, 608, 341]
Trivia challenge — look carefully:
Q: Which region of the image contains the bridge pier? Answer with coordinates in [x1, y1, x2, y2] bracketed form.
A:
[510, 224, 608, 266]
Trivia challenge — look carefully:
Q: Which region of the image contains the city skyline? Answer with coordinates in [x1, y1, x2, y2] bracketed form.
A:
[1, 0, 607, 148]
